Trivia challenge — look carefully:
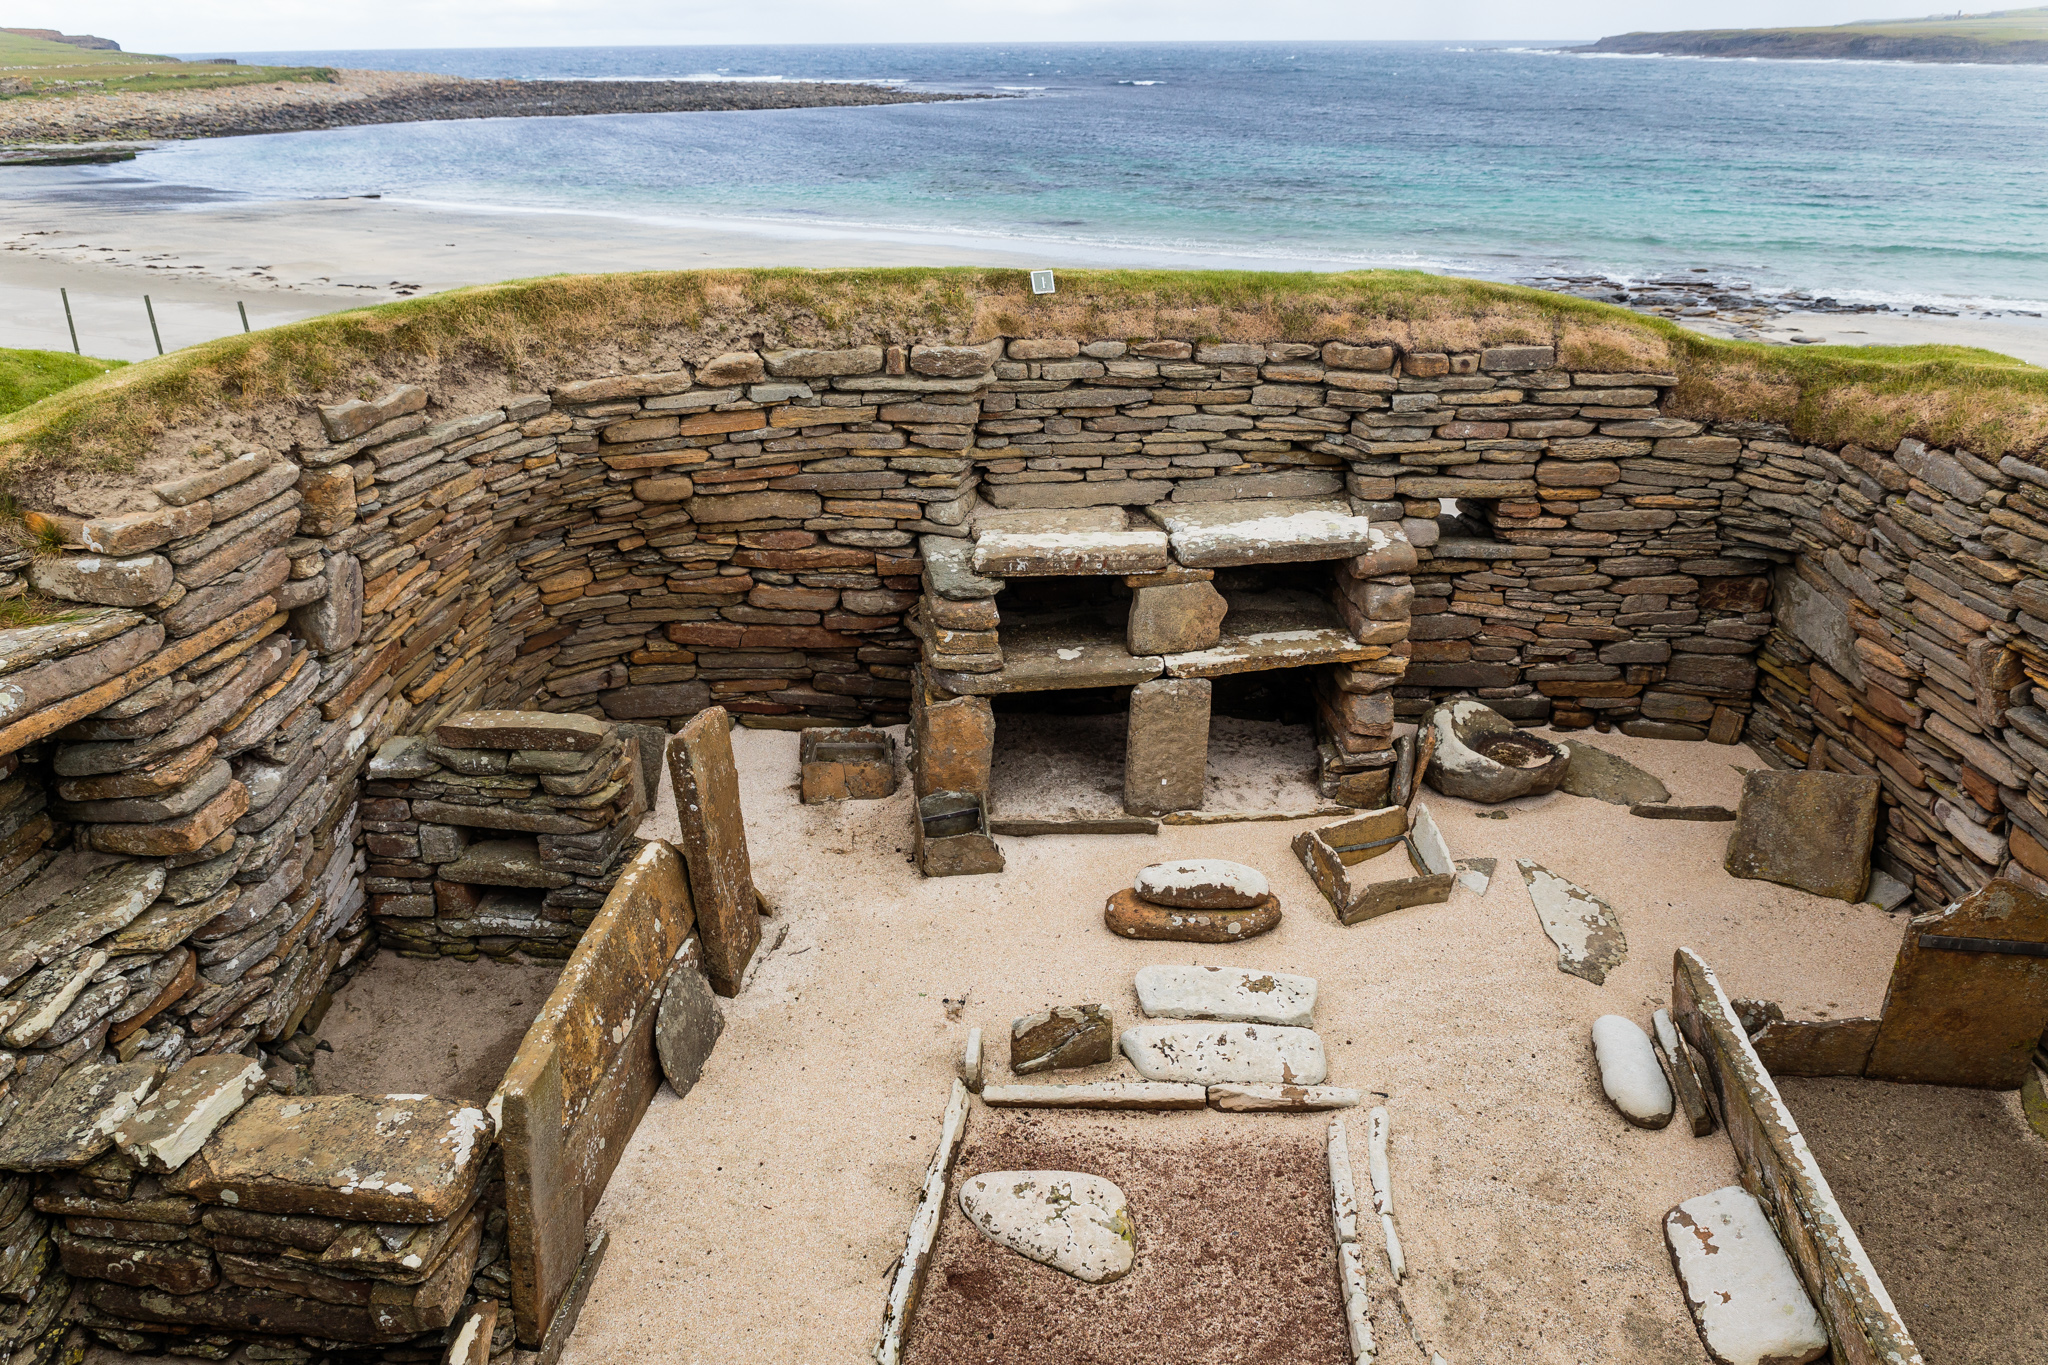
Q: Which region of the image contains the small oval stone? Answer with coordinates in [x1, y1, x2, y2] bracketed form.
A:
[1103, 889, 1280, 944]
[1592, 1014, 1674, 1129]
[1133, 858, 1270, 909]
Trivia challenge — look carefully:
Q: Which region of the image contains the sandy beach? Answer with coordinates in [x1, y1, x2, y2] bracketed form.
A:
[6, 181, 2045, 365]
[562, 723, 1916, 1365]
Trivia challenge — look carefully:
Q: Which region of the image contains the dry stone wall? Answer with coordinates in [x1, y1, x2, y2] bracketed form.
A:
[0, 312, 2039, 1359]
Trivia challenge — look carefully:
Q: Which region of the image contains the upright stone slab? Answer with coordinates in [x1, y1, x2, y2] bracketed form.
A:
[1866, 877, 2048, 1088]
[500, 841, 694, 1346]
[655, 938, 723, 1098]
[665, 708, 759, 997]
[1124, 677, 1210, 816]
[1126, 580, 1227, 655]
[1723, 770, 1878, 902]
[911, 683, 994, 799]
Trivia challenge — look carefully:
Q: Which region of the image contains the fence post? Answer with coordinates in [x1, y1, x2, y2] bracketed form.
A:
[144, 295, 163, 356]
[60, 288, 79, 355]
[238, 301, 250, 334]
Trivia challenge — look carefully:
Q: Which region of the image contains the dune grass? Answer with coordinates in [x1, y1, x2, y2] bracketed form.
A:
[0, 268, 2041, 489]
[0, 348, 124, 419]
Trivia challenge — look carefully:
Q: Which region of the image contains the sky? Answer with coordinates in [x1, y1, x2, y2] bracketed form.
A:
[33, 1, 1938, 54]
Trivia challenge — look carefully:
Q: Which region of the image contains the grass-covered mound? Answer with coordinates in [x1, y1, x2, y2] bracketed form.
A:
[0, 30, 332, 104]
[0, 268, 2041, 487]
[0, 347, 124, 420]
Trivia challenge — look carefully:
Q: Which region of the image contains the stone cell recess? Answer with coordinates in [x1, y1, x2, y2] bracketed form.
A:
[0, 317, 2039, 1361]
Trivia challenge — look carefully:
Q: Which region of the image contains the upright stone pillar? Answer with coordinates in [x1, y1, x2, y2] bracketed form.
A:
[1124, 677, 1210, 816]
[911, 674, 994, 799]
[665, 707, 759, 997]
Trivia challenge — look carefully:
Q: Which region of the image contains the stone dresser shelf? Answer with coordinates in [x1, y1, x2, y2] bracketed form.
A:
[1143, 498, 1389, 568]
[1157, 591, 1383, 678]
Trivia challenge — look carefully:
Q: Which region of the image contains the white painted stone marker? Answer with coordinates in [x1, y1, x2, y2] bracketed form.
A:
[1120, 1021, 1328, 1085]
[1134, 963, 1316, 1027]
[1592, 1014, 1674, 1129]
[1665, 1186, 1829, 1365]
[957, 1170, 1137, 1283]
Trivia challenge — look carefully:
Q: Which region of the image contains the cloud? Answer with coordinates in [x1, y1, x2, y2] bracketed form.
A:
[48, 0, 1899, 56]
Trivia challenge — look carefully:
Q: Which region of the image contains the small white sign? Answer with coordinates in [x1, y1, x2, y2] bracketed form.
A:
[1030, 270, 1056, 295]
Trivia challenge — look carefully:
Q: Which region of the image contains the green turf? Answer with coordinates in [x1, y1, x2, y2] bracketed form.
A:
[0, 31, 333, 102]
[0, 347, 124, 418]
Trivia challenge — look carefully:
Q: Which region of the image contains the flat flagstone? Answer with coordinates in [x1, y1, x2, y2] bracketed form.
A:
[0, 858, 167, 991]
[1665, 1186, 1828, 1365]
[1159, 590, 1381, 678]
[1207, 1083, 1359, 1111]
[1518, 859, 1627, 985]
[957, 1171, 1137, 1283]
[1144, 499, 1386, 568]
[1119, 1021, 1328, 1085]
[1133, 964, 1316, 1027]
[0, 1060, 162, 1169]
[1560, 741, 1671, 807]
[112, 1056, 266, 1173]
[970, 530, 1169, 578]
[979, 1081, 1206, 1110]
[951, 620, 1161, 695]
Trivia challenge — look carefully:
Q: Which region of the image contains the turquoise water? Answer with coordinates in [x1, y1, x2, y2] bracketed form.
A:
[127, 42, 2048, 308]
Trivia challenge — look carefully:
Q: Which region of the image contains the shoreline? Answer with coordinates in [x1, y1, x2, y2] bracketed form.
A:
[0, 66, 987, 146]
[3, 182, 2043, 364]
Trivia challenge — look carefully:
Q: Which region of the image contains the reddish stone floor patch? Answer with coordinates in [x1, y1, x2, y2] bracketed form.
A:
[903, 1110, 1345, 1365]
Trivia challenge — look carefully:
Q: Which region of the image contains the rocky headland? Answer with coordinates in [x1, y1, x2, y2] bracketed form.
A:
[1576, 9, 2048, 64]
[0, 67, 989, 146]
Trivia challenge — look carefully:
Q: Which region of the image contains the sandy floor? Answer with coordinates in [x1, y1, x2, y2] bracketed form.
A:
[6, 175, 2046, 364]
[312, 952, 560, 1103]
[907, 1114, 1344, 1365]
[561, 725, 1915, 1365]
[988, 713, 1325, 820]
[1778, 1076, 2048, 1365]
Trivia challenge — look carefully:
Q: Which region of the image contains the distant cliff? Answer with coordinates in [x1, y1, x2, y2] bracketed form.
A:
[0, 27, 120, 51]
[1578, 8, 2048, 64]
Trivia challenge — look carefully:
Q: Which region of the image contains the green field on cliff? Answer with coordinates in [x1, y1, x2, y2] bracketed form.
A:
[1582, 7, 2048, 61]
[0, 347, 123, 419]
[0, 30, 332, 98]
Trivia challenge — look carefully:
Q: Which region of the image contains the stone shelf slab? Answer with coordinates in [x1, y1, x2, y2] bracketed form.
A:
[970, 530, 1170, 578]
[935, 620, 1162, 696]
[1145, 499, 1388, 568]
[1134, 964, 1316, 1027]
[1160, 591, 1380, 678]
[1119, 1021, 1329, 1085]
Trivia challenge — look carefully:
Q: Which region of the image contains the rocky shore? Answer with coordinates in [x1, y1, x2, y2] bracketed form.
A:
[0, 67, 988, 145]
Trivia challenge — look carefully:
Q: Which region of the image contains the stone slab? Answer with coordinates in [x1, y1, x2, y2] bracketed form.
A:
[1123, 677, 1209, 815]
[957, 1171, 1135, 1283]
[1159, 591, 1380, 679]
[1207, 1083, 1360, 1112]
[1102, 888, 1280, 943]
[654, 941, 723, 1099]
[1519, 859, 1627, 985]
[164, 1092, 491, 1223]
[954, 621, 1161, 695]
[971, 506, 1127, 536]
[1751, 1018, 1880, 1078]
[1119, 1021, 1328, 1085]
[1866, 877, 2048, 1088]
[1133, 859, 1269, 910]
[1010, 1004, 1113, 1075]
[970, 530, 1169, 577]
[111, 1055, 264, 1173]
[1724, 770, 1878, 902]
[1671, 949, 1921, 1365]
[919, 535, 1005, 601]
[979, 1081, 1207, 1110]
[1593, 1014, 1674, 1129]
[500, 839, 693, 1346]
[665, 710, 758, 996]
[1134, 964, 1315, 1027]
[1665, 1186, 1828, 1365]
[1144, 499, 1385, 568]
[0, 1059, 161, 1169]
[435, 711, 610, 753]
[1126, 580, 1227, 655]
[1560, 742, 1672, 807]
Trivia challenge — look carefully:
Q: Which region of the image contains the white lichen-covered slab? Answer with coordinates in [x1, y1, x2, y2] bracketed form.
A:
[1665, 1186, 1829, 1365]
[1208, 1083, 1359, 1111]
[1518, 859, 1628, 985]
[112, 1055, 266, 1173]
[1133, 860, 1270, 909]
[979, 1081, 1207, 1110]
[1134, 963, 1315, 1026]
[1159, 590, 1381, 678]
[1455, 856, 1495, 897]
[1120, 1021, 1328, 1085]
[972, 506, 1128, 537]
[957, 1170, 1137, 1283]
[1146, 499, 1384, 568]
[1592, 1015, 1673, 1129]
[970, 530, 1170, 577]
[1409, 804, 1453, 876]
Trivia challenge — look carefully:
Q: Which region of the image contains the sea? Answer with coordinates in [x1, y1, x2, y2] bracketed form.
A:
[112, 42, 2048, 311]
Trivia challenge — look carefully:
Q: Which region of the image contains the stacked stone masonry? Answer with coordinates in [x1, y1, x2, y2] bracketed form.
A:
[0, 324, 2036, 1361]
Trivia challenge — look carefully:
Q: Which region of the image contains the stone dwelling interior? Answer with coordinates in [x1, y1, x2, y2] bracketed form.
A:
[0, 291, 2041, 1365]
